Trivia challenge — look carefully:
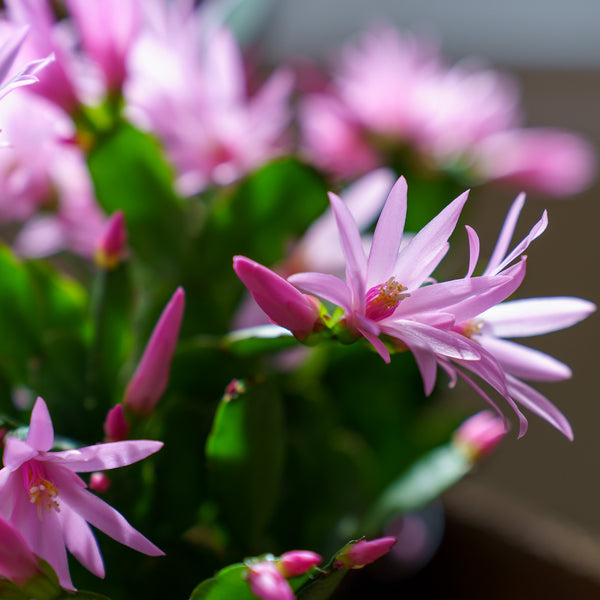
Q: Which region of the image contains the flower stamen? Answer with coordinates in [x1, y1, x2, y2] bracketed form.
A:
[365, 277, 410, 320]
[23, 462, 60, 520]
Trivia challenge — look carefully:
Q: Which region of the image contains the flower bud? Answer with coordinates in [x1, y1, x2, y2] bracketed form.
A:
[89, 472, 112, 494]
[95, 210, 127, 269]
[334, 537, 396, 570]
[246, 561, 294, 600]
[0, 514, 40, 584]
[233, 256, 322, 341]
[103, 404, 130, 442]
[124, 287, 185, 415]
[454, 410, 506, 461]
[278, 550, 322, 578]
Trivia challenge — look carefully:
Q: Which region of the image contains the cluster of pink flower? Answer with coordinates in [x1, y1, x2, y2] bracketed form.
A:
[234, 177, 595, 439]
[299, 26, 596, 195]
[0, 1, 594, 261]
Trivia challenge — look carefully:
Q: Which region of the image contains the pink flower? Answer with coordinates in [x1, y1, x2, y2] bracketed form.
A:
[454, 410, 506, 461]
[66, 0, 141, 92]
[124, 287, 186, 415]
[0, 397, 164, 590]
[0, 513, 41, 585]
[125, 8, 293, 195]
[433, 194, 594, 437]
[233, 256, 322, 341]
[288, 177, 518, 364]
[246, 561, 294, 600]
[473, 128, 596, 197]
[334, 536, 396, 569]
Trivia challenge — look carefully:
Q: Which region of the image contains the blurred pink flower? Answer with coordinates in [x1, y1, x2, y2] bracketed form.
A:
[94, 210, 127, 270]
[0, 397, 163, 590]
[66, 0, 142, 92]
[124, 287, 186, 415]
[277, 550, 322, 578]
[246, 560, 294, 600]
[125, 6, 293, 195]
[0, 91, 105, 257]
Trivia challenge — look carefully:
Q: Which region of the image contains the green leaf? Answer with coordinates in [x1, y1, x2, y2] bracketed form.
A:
[189, 564, 255, 600]
[361, 442, 472, 534]
[222, 325, 297, 356]
[87, 122, 186, 279]
[206, 378, 284, 552]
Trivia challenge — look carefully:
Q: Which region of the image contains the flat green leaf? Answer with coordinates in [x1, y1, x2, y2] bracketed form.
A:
[206, 379, 284, 552]
[361, 442, 472, 534]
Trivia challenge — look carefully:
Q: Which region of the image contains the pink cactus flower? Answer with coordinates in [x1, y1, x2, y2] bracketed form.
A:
[454, 410, 506, 460]
[66, 0, 142, 92]
[334, 536, 397, 569]
[233, 256, 322, 341]
[0, 397, 164, 590]
[124, 287, 186, 415]
[125, 7, 293, 195]
[288, 177, 519, 364]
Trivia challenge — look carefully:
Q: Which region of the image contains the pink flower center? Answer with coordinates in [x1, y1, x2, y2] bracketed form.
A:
[22, 461, 60, 520]
[365, 277, 410, 321]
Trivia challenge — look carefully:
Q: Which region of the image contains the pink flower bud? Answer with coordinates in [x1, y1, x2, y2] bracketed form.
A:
[334, 537, 396, 570]
[89, 472, 112, 494]
[95, 211, 127, 269]
[247, 561, 294, 600]
[103, 404, 130, 441]
[454, 410, 506, 461]
[278, 550, 322, 578]
[124, 287, 185, 415]
[0, 514, 40, 584]
[233, 256, 322, 341]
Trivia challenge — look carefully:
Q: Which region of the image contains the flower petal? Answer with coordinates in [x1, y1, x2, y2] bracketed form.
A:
[481, 297, 596, 337]
[54, 471, 164, 557]
[478, 336, 572, 382]
[484, 192, 525, 274]
[328, 191, 367, 310]
[288, 271, 351, 312]
[464, 225, 480, 278]
[366, 176, 407, 288]
[59, 505, 105, 578]
[26, 397, 54, 452]
[3, 437, 38, 471]
[40, 440, 163, 473]
[395, 190, 469, 289]
[410, 345, 438, 395]
[358, 325, 390, 363]
[506, 376, 573, 440]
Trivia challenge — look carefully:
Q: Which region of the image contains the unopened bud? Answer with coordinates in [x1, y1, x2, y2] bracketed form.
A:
[454, 410, 506, 461]
[89, 472, 112, 494]
[246, 561, 294, 600]
[278, 550, 321, 578]
[334, 537, 396, 570]
[95, 211, 127, 269]
[103, 404, 130, 442]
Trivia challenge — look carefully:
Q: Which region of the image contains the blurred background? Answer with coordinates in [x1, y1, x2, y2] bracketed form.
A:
[258, 0, 600, 579]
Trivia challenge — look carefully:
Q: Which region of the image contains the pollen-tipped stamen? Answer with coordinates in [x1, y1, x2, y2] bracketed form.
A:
[365, 277, 410, 321]
[23, 462, 60, 520]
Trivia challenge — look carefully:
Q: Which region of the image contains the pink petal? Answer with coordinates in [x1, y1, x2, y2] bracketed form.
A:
[485, 192, 525, 275]
[478, 337, 572, 382]
[464, 225, 480, 278]
[55, 472, 164, 557]
[328, 191, 367, 311]
[366, 176, 407, 288]
[481, 297, 596, 337]
[507, 376, 573, 440]
[288, 271, 351, 312]
[357, 325, 390, 363]
[3, 437, 38, 471]
[60, 506, 105, 578]
[410, 345, 438, 395]
[343, 168, 396, 229]
[41, 440, 163, 473]
[395, 190, 469, 289]
[26, 397, 54, 452]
